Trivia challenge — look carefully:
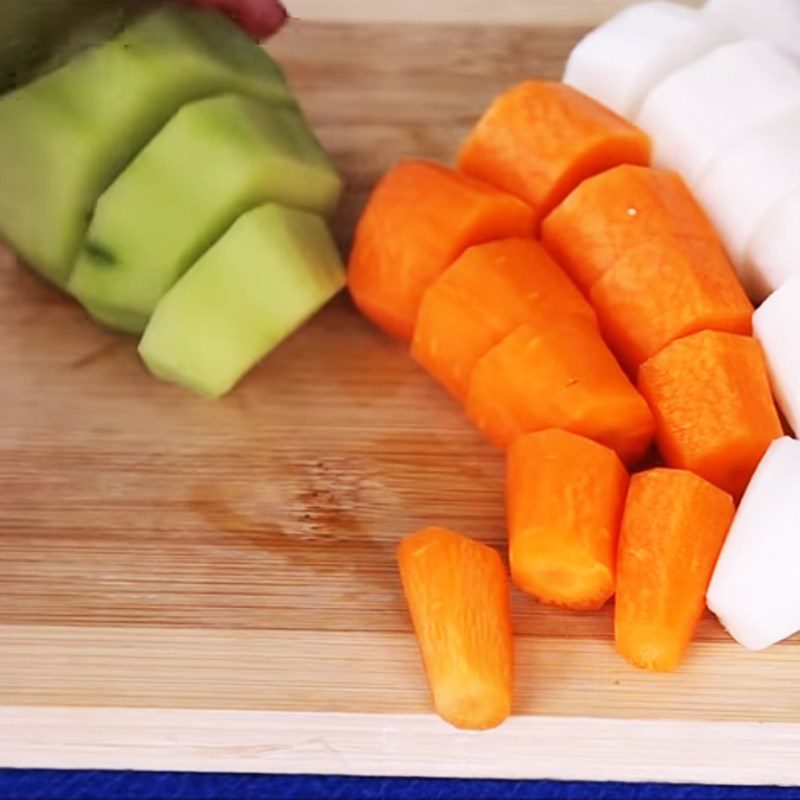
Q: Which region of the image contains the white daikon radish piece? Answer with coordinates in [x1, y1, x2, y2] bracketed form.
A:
[753, 277, 800, 434]
[693, 109, 800, 290]
[746, 188, 800, 302]
[704, 0, 800, 60]
[636, 40, 800, 183]
[707, 437, 800, 651]
[563, 2, 734, 119]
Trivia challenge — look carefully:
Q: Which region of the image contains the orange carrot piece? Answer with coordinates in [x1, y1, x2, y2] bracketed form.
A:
[589, 238, 753, 371]
[615, 468, 734, 672]
[507, 429, 629, 610]
[458, 82, 650, 225]
[411, 238, 596, 401]
[465, 316, 655, 464]
[397, 526, 513, 730]
[348, 160, 536, 341]
[638, 331, 782, 499]
[541, 165, 721, 292]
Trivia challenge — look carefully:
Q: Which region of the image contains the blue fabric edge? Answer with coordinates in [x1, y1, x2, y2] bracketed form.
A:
[1, 771, 800, 800]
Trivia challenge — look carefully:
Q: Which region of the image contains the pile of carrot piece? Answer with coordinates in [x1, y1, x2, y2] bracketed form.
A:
[348, 81, 784, 730]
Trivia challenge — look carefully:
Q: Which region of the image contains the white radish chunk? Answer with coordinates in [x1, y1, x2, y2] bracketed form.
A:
[753, 277, 800, 434]
[707, 437, 800, 651]
[636, 40, 800, 184]
[564, 2, 734, 119]
[704, 0, 800, 60]
[693, 109, 800, 290]
[746, 188, 800, 302]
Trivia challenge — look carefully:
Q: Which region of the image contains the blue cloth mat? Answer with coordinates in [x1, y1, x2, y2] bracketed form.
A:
[1, 772, 800, 800]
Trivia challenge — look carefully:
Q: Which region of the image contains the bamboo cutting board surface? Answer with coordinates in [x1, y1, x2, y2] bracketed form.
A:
[3, 0, 800, 785]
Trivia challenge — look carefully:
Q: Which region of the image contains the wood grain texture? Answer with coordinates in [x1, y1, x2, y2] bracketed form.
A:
[3, 708, 800, 785]
[1, 11, 798, 783]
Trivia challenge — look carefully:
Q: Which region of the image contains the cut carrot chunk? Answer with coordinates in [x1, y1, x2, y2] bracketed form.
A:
[458, 82, 650, 225]
[615, 468, 734, 672]
[397, 526, 513, 730]
[507, 429, 629, 610]
[589, 238, 753, 371]
[638, 331, 782, 499]
[411, 238, 596, 401]
[465, 316, 655, 464]
[348, 160, 536, 341]
[541, 165, 719, 292]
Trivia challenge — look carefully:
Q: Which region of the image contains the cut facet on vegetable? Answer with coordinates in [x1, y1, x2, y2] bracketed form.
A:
[693, 108, 800, 285]
[541, 165, 724, 293]
[0, 4, 290, 288]
[753, 277, 800, 435]
[507, 429, 629, 611]
[397, 526, 513, 731]
[564, 1, 734, 120]
[465, 316, 655, 464]
[636, 40, 800, 184]
[746, 188, 800, 302]
[139, 204, 344, 398]
[589, 236, 752, 372]
[458, 81, 650, 225]
[704, 0, 800, 60]
[638, 330, 783, 499]
[411, 238, 596, 402]
[616, 468, 734, 672]
[347, 160, 536, 342]
[707, 437, 800, 651]
[70, 94, 340, 334]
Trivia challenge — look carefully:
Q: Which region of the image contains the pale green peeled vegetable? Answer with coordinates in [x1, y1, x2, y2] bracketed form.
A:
[69, 94, 342, 334]
[0, 4, 291, 287]
[139, 203, 345, 398]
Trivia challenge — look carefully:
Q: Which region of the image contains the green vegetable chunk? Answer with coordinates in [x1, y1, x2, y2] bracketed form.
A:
[139, 203, 345, 398]
[0, 4, 291, 287]
[69, 94, 341, 334]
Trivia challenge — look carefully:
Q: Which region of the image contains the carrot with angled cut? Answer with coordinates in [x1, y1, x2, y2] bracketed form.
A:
[507, 429, 629, 610]
[615, 468, 734, 672]
[638, 330, 782, 499]
[397, 526, 513, 730]
[458, 82, 650, 225]
[589, 237, 752, 371]
[411, 238, 596, 401]
[541, 165, 723, 292]
[465, 316, 655, 465]
[348, 160, 536, 341]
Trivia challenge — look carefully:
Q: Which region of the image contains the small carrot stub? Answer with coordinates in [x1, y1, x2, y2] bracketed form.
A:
[589, 238, 753, 371]
[465, 316, 655, 465]
[638, 330, 783, 499]
[411, 238, 596, 401]
[397, 526, 513, 730]
[541, 165, 723, 292]
[458, 82, 650, 225]
[507, 429, 629, 610]
[615, 468, 735, 672]
[347, 160, 536, 341]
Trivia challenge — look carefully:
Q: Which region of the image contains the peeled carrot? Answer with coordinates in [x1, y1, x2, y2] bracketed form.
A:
[458, 82, 650, 225]
[411, 238, 596, 401]
[348, 160, 536, 341]
[465, 316, 655, 464]
[589, 237, 753, 371]
[615, 468, 734, 672]
[541, 165, 721, 292]
[638, 330, 782, 499]
[397, 526, 513, 730]
[507, 429, 629, 610]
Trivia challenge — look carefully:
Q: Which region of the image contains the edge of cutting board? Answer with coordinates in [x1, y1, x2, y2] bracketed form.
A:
[3, 705, 800, 785]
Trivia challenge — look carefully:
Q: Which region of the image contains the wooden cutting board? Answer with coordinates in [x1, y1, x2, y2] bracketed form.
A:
[3, 0, 800, 785]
